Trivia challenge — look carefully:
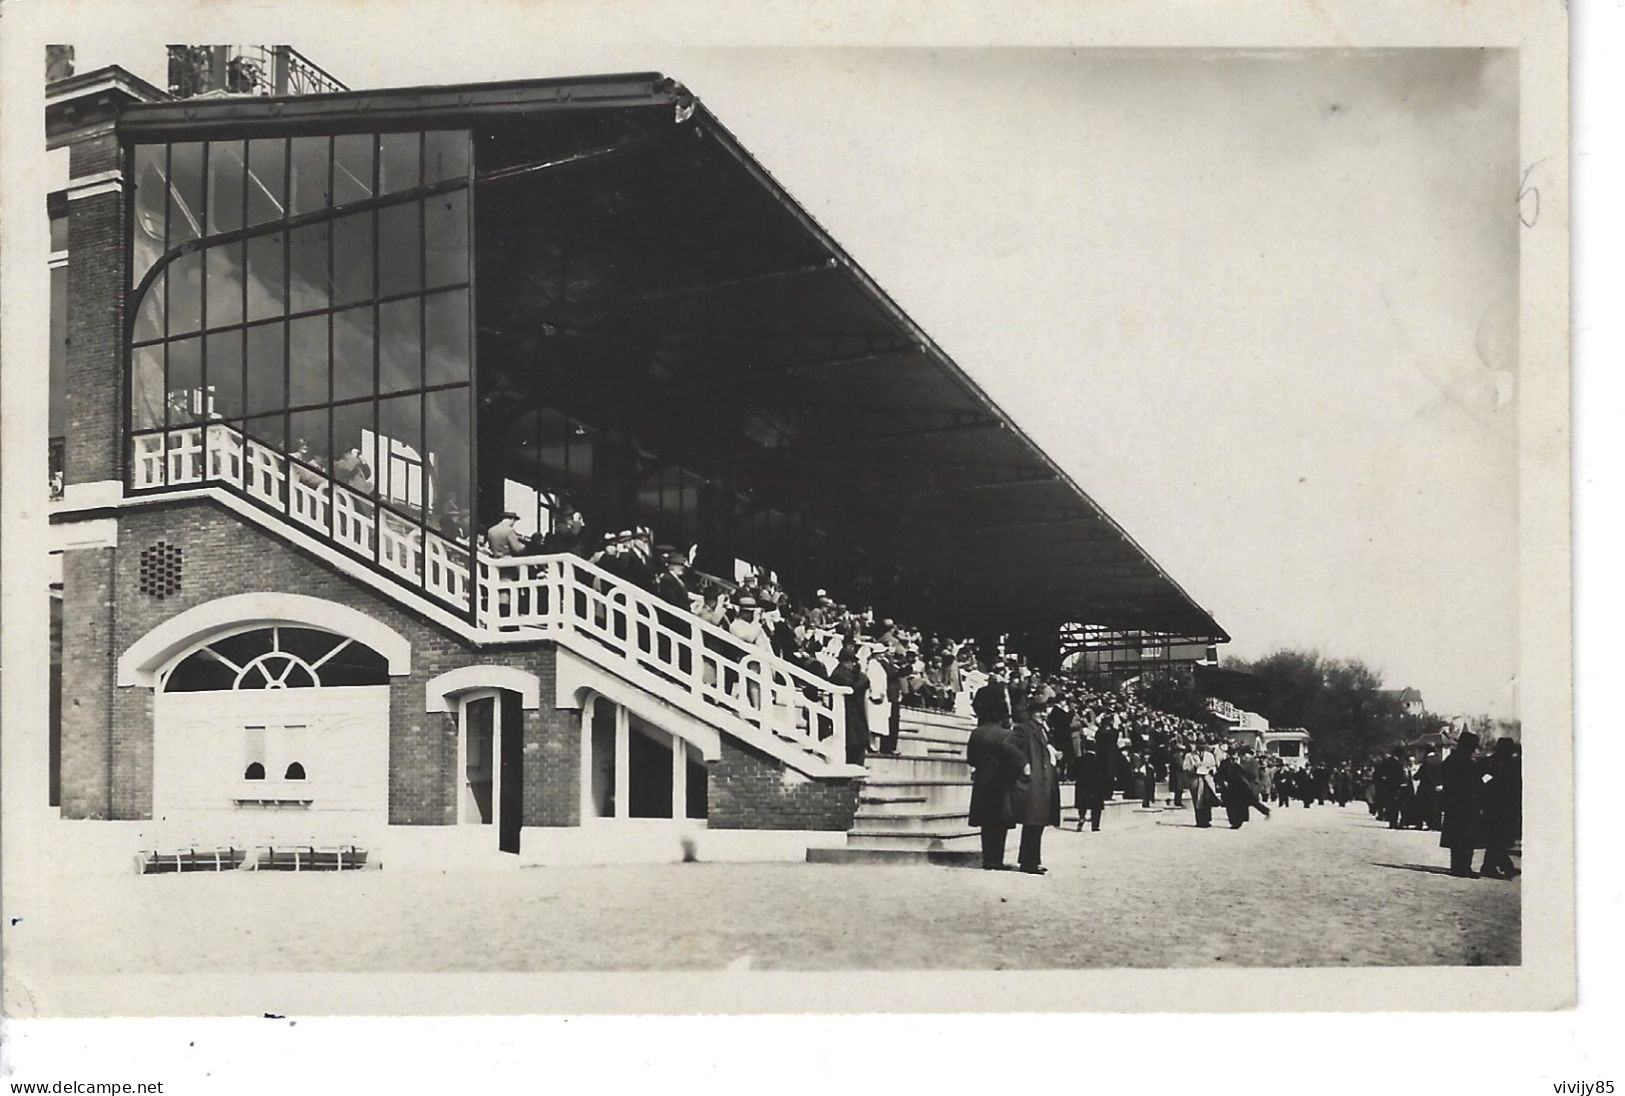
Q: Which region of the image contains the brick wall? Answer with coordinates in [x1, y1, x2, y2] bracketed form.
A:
[63, 184, 125, 486]
[57, 498, 577, 825]
[58, 547, 115, 818]
[69, 133, 122, 178]
[706, 737, 858, 832]
[57, 498, 856, 833]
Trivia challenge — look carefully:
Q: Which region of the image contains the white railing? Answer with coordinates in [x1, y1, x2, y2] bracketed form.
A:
[479, 552, 848, 764]
[131, 422, 850, 766]
[132, 424, 471, 613]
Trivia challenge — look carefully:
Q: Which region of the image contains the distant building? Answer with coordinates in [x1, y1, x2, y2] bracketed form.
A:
[1381, 687, 1425, 717]
[1263, 728, 1311, 767]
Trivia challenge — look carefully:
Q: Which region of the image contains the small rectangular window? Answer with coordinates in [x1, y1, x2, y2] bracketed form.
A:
[333, 133, 375, 205]
[207, 141, 246, 236]
[246, 232, 286, 322]
[379, 132, 421, 196]
[246, 138, 287, 227]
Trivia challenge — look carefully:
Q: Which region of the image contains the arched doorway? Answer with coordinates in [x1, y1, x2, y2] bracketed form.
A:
[455, 689, 525, 854]
[151, 625, 391, 837]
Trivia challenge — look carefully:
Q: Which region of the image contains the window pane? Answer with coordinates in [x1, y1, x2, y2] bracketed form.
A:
[205, 243, 245, 329]
[288, 314, 329, 408]
[246, 413, 286, 449]
[333, 401, 376, 495]
[168, 142, 205, 246]
[424, 130, 469, 185]
[332, 305, 375, 401]
[334, 133, 374, 205]
[246, 231, 285, 322]
[207, 140, 245, 235]
[206, 330, 244, 420]
[289, 408, 330, 470]
[377, 200, 422, 298]
[132, 344, 164, 431]
[425, 386, 470, 536]
[379, 298, 420, 395]
[245, 322, 285, 414]
[132, 144, 168, 286]
[377, 394, 422, 511]
[424, 189, 468, 288]
[289, 136, 331, 216]
[50, 216, 69, 253]
[168, 249, 203, 336]
[424, 289, 469, 386]
[166, 336, 202, 427]
[380, 131, 420, 196]
[331, 212, 374, 306]
[288, 221, 331, 314]
[246, 138, 287, 227]
[131, 271, 165, 345]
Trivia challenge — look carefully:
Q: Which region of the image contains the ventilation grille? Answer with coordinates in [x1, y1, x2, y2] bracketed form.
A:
[138, 541, 184, 599]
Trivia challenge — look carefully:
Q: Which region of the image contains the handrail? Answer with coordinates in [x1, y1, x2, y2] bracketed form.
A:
[129, 421, 850, 767]
[478, 550, 850, 764]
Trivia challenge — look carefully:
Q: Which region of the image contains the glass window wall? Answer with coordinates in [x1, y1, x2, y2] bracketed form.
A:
[127, 128, 473, 609]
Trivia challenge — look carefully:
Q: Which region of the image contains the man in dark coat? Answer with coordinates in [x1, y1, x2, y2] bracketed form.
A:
[1416, 751, 1444, 830]
[1007, 687, 1061, 874]
[1478, 738, 1521, 879]
[829, 647, 870, 767]
[1073, 738, 1109, 832]
[1166, 739, 1187, 808]
[1217, 753, 1254, 829]
[966, 685, 1024, 870]
[1438, 732, 1484, 877]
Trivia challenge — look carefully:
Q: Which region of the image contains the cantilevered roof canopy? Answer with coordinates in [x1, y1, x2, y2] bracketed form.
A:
[121, 72, 1226, 642]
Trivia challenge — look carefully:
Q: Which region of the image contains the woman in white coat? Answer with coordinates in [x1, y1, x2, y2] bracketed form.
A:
[862, 645, 892, 757]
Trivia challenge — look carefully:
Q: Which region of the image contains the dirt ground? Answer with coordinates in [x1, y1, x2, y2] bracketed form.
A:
[16, 802, 1518, 974]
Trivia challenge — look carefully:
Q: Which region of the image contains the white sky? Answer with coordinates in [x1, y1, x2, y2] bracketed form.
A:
[77, 43, 1521, 718]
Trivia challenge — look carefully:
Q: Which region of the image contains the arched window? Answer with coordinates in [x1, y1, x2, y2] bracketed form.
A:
[284, 762, 306, 781]
[243, 762, 265, 780]
[162, 626, 388, 692]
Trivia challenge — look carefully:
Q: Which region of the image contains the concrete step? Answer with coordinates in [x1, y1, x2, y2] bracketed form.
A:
[806, 845, 981, 867]
[898, 709, 975, 736]
[858, 779, 972, 812]
[886, 734, 969, 760]
[857, 795, 933, 815]
[847, 829, 981, 852]
[864, 754, 971, 781]
[851, 811, 970, 833]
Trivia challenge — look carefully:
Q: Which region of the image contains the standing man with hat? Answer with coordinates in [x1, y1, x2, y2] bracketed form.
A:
[486, 510, 528, 558]
[1007, 683, 1061, 874]
[967, 684, 1023, 870]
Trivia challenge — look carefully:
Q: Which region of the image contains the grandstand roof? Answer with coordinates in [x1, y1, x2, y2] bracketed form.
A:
[120, 72, 1227, 641]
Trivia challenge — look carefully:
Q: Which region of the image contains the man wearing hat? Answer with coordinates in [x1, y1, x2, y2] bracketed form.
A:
[1006, 683, 1061, 874]
[828, 645, 870, 766]
[486, 510, 528, 558]
[653, 546, 693, 610]
[967, 684, 1023, 870]
[652, 547, 695, 673]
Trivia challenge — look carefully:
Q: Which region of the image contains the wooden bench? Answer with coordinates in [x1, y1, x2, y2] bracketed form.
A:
[255, 844, 370, 871]
[137, 846, 250, 874]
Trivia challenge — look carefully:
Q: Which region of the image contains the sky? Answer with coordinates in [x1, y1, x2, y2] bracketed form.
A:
[76, 43, 1521, 718]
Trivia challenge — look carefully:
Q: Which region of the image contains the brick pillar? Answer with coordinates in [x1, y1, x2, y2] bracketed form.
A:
[62, 136, 126, 487]
[58, 548, 116, 819]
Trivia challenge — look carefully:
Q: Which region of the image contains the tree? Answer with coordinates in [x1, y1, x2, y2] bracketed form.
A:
[1225, 648, 1413, 766]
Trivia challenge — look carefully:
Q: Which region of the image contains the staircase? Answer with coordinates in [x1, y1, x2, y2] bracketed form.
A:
[810, 707, 982, 865]
[124, 420, 861, 781]
[809, 710, 1187, 866]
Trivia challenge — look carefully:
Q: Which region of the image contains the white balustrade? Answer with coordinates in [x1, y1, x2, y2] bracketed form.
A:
[126, 421, 849, 763]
